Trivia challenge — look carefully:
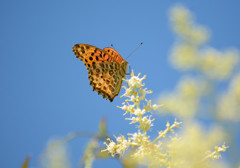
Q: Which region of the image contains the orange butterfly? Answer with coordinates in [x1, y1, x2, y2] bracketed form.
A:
[72, 44, 128, 102]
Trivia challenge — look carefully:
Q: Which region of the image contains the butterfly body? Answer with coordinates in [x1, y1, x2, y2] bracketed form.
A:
[72, 44, 128, 102]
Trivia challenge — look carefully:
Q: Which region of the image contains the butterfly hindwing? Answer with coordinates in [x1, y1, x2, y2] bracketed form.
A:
[88, 61, 123, 102]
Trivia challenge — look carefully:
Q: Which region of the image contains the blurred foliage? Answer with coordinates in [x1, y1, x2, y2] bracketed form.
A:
[158, 4, 240, 167]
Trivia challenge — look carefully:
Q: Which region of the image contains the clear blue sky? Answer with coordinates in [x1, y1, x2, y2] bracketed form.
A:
[1, 0, 240, 167]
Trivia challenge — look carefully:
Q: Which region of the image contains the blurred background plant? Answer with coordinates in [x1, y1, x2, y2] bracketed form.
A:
[158, 4, 240, 167]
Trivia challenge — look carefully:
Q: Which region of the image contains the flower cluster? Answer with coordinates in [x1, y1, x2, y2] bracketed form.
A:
[159, 77, 207, 119]
[119, 71, 159, 132]
[170, 4, 209, 46]
[169, 4, 239, 81]
[166, 123, 227, 168]
[102, 71, 181, 163]
[102, 71, 226, 167]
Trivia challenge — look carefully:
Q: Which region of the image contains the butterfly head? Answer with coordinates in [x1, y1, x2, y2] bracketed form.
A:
[121, 60, 128, 77]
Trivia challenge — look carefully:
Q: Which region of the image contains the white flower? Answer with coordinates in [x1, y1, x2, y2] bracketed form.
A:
[138, 116, 153, 131]
[125, 88, 134, 96]
[125, 71, 146, 89]
[144, 100, 160, 112]
[106, 141, 116, 154]
[134, 108, 145, 116]
[126, 117, 140, 124]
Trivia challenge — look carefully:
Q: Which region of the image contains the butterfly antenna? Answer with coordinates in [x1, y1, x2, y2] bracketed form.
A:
[110, 44, 115, 50]
[126, 42, 143, 60]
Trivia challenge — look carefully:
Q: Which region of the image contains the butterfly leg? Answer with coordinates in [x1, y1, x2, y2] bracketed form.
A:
[126, 65, 131, 75]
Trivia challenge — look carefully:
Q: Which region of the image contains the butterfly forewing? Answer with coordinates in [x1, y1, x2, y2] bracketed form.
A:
[73, 44, 128, 102]
[73, 44, 115, 70]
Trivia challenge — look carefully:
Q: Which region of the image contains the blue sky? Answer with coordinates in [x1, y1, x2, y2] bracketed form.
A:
[1, 0, 240, 167]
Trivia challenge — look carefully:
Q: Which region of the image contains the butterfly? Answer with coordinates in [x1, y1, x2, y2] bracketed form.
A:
[72, 44, 128, 102]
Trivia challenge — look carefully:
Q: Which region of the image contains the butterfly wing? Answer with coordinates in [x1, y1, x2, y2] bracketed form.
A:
[88, 61, 124, 102]
[72, 44, 116, 70]
[103, 47, 124, 63]
[73, 44, 127, 102]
